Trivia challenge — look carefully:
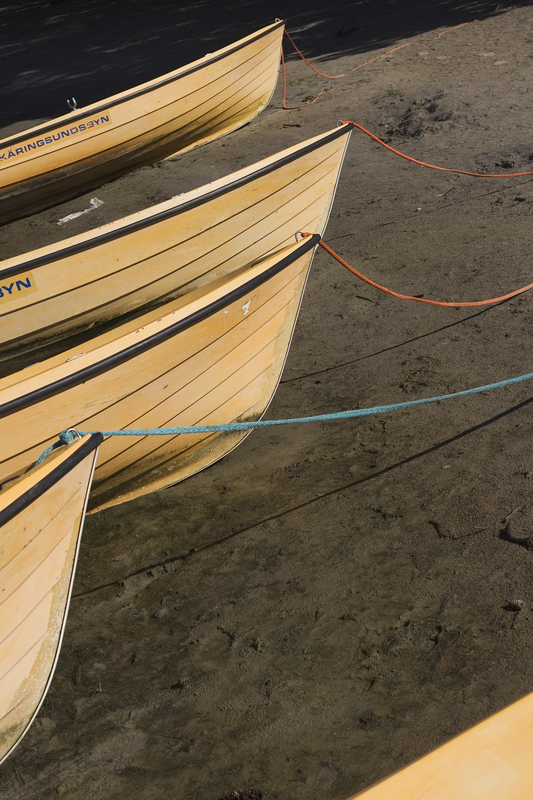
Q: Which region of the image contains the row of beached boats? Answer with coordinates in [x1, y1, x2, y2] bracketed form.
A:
[0, 125, 353, 514]
[1, 18, 532, 800]
[0, 20, 355, 765]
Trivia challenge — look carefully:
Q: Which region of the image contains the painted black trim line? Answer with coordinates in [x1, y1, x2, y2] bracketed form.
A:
[0, 22, 284, 150]
[0, 433, 103, 527]
[0, 125, 353, 279]
[0, 236, 320, 419]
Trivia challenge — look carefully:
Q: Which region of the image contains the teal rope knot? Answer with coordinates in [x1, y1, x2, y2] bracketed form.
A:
[35, 428, 80, 465]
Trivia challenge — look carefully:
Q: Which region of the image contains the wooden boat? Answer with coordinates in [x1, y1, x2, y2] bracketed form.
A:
[0, 433, 102, 764]
[0, 21, 284, 223]
[0, 236, 320, 513]
[0, 123, 352, 356]
[350, 690, 533, 799]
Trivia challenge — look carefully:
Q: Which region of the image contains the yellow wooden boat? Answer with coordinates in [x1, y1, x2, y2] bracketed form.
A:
[0, 123, 352, 356]
[0, 433, 102, 764]
[0, 236, 321, 513]
[0, 21, 284, 223]
[350, 691, 533, 800]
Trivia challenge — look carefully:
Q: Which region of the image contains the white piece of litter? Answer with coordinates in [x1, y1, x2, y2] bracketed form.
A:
[57, 197, 104, 225]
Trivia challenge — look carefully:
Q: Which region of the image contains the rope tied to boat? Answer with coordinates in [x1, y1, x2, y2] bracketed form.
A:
[35, 429, 81, 465]
[32, 224, 533, 458]
[281, 28, 533, 179]
[298, 233, 533, 307]
[39, 365, 533, 450]
[280, 22, 469, 109]
[302, 231, 533, 306]
[339, 120, 533, 178]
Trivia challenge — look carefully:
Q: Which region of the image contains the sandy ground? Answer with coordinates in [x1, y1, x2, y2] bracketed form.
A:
[2, 0, 533, 798]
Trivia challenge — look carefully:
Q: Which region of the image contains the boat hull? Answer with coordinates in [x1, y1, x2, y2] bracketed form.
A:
[0, 124, 352, 355]
[0, 22, 283, 222]
[350, 690, 533, 800]
[0, 238, 318, 512]
[0, 434, 101, 764]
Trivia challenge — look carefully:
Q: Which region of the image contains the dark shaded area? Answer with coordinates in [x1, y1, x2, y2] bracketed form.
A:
[0, 0, 530, 130]
[212, 788, 265, 800]
[500, 523, 533, 549]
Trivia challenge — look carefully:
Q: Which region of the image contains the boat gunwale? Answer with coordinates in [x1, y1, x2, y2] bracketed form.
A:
[0, 236, 319, 420]
[0, 124, 353, 280]
[2, 39, 281, 178]
[0, 434, 100, 767]
[0, 433, 103, 527]
[0, 21, 284, 151]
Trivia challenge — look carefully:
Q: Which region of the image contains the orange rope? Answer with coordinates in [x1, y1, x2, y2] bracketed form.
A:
[284, 24, 469, 79]
[281, 49, 364, 109]
[341, 120, 533, 177]
[281, 23, 469, 109]
[303, 235, 533, 307]
[282, 27, 533, 177]
[284, 29, 350, 79]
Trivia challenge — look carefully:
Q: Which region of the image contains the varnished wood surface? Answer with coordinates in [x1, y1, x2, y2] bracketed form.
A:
[350, 691, 533, 800]
[0, 239, 321, 512]
[0, 22, 284, 223]
[0, 435, 101, 764]
[0, 124, 352, 355]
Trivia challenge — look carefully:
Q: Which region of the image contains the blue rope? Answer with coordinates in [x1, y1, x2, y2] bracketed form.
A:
[35, 430, 78, 463]
[60, 367, 533, 439]
[35, 444, 57, 465]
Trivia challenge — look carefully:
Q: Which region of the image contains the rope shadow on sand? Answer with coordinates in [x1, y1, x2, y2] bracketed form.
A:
[73, 389, 533, 599]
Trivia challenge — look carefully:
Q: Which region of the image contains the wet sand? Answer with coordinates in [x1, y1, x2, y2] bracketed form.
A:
[2, 0, 533, 798]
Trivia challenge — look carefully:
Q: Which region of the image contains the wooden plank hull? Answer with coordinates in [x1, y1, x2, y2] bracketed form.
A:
[0, 433, 102, 764]
[0, 237, 319, 512]
[0, 124, 352, 355]
[0, 22, 283, 223]
[350, 690, 533, 799]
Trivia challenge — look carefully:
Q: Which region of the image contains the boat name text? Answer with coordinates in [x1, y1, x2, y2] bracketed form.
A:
[0, 271, 37, 303]
[0, 115, 113, 164]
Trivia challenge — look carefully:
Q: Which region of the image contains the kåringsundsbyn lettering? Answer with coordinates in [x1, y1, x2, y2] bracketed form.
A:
[0, 273, 37, 303]
[0, 277, 30, 296]
[0, 114, 113, 162]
